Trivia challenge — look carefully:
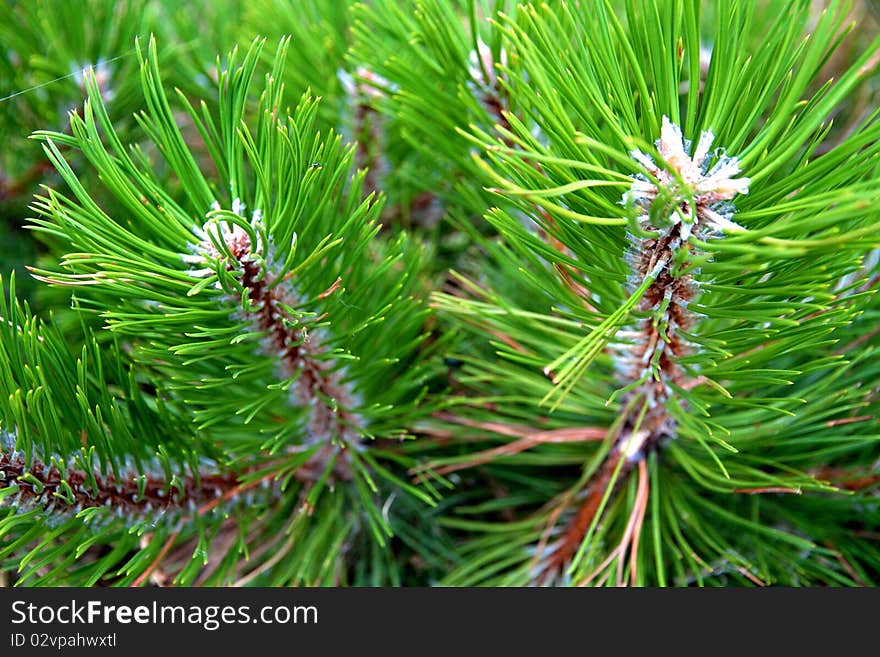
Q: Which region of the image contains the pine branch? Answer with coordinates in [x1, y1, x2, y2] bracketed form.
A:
[1, 34, 444, 586]
[0, 434, 240, 519]
[2, 0, 879, 588]
[431, 0, 880, 586]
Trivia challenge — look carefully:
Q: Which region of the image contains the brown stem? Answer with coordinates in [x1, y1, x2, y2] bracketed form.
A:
[0, 449, 239, 516]
[539, 449, 633, 581]
[236, 249, 360, 481]
[535, 184, 706, 584]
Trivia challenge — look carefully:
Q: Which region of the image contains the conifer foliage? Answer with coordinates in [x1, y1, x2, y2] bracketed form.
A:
[1, 36, 439, 586]
[1, 0, 879, 586]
